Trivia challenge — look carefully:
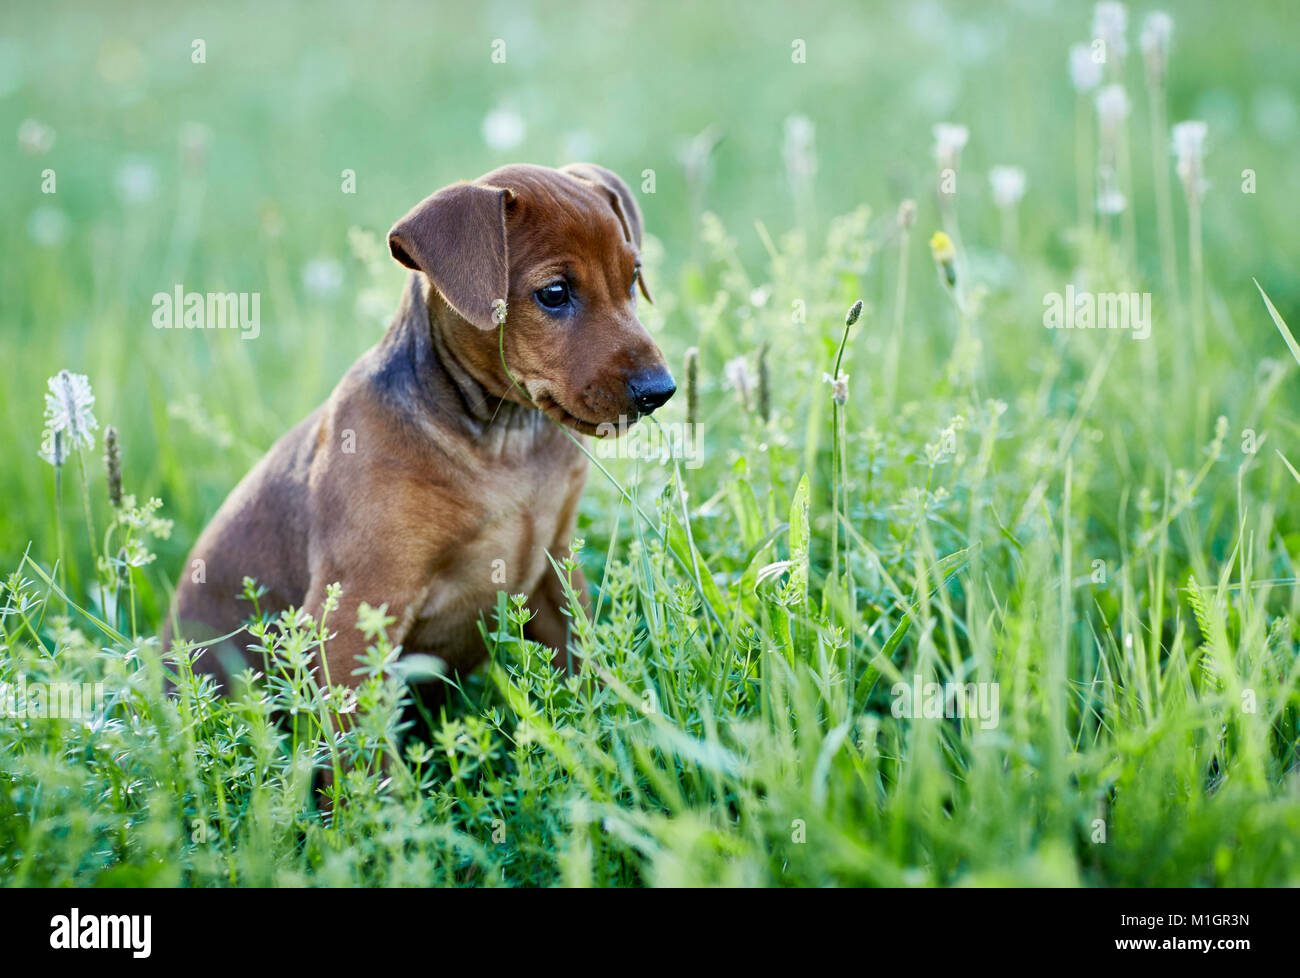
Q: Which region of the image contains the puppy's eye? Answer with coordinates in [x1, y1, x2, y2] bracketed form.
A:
[535, 281, 571, 310]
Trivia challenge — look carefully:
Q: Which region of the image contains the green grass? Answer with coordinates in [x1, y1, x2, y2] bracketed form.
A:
[3, 0, 1300, 886]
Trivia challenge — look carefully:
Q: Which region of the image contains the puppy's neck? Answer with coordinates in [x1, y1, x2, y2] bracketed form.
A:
[378, 273, 545, 446]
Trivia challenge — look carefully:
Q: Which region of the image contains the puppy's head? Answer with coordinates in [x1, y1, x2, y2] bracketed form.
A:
[388, 163, 674, 436]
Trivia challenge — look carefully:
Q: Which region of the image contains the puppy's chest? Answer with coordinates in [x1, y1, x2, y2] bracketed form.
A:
[413, 458, 578, 626]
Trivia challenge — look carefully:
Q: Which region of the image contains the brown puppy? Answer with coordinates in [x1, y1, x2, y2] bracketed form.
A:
[164, 163, 674, 692]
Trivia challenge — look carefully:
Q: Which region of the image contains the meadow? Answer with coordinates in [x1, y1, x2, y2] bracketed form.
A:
[2, 0, 1300, 886]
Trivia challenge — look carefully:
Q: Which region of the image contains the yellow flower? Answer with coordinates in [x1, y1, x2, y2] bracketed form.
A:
[930, 231, 957, 287]
[929, 231, 955, 263]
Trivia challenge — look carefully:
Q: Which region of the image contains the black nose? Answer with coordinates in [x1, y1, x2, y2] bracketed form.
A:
[628, 367, 677, 415]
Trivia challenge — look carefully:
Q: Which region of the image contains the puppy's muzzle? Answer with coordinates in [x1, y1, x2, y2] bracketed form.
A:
[627, 366, 677, 416]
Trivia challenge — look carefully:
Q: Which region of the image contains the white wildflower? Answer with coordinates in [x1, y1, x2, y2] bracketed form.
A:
[724, 356, 754, 411]
[482, 105, 525, 151]
[302, 258, 344, 298]
[1172, 119, 1208, 161]
[1094, 86, 1130, 215]
[1096, 85, 1130, 135]
[1140, 12, 1173, 82]
[28, 206, 69, 247]
[823, 371, 849, 405]
[783, 114, 818, 184]
[989, 166, 1027, 208]
[17, 118, 55, 155]
[1096, 186, 1128, 215]
[1070, 44, 1102, 93]
[40, 370, 98, 467]
[1092, 2, 1128, 61]
[116, 159, 159, 204]
[1172, 120, 1209, 200]
[932, 123, 969, 170]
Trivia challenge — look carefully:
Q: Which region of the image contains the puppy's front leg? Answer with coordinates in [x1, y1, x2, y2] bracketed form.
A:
[523, 462, 590, 671]
[302, 577, 419, 695]
[300, 451, 446, 695]
[301, 530, 435, 695]
[302, 567, 427, 801]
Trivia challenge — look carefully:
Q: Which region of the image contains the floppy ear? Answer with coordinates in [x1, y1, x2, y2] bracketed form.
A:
[388, 182, 514, 329]
[562, 162, 654, 303]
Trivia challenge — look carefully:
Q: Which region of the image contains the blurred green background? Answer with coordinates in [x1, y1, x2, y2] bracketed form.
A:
[2, 0, 1298, 601]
